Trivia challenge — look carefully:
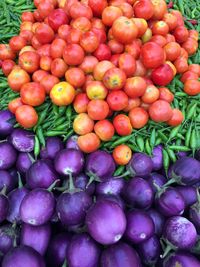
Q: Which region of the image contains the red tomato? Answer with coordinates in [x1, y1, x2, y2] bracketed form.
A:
[164, 42, 181, 62]
[40, 56, 52, 71]
[113, 144, 132, 165]
[107, 90, 128, 111]
[110, 54, 120, 66]
[163, 12, 178, 31]
[179, 48, 189, 60]
[174, 58, 188, 74]
[2, 60, 15, 76]
[58, 24, 71, 41]
[20, 82, 46, 106]
[21, 11, 35, 22]
[19, 46, 35, 55]
[71, 17, 91, 32]
[48, 9, 69, 32]
[188, 64, 200, 76]
[142, 85, 160, 104]
[80, 31, 99, 53]
[125, 40, 141, 59]
[123, 98, 141, 112]
[67, 28, 82, 44]
[150, 35, 167, 47]
[173, 26, 189, 43]
[40, 74, 60, 94]
[69, 2, 93, 19]
[152, 21, 169, 36]
[113, 2, 133, 18]
[20, 21, 33, 32]
[129, 107, 149, 129]
[35, 23, 55, 44]
[182, 38, 198, 56]
[33, 10, 43, 22]
[19, 51, 40, 73]
[151, 63, 174, 86]
[50, 38, 66, 59]
[9, 36, 26, 52]
[189, 30, 199, 41]
[65, 67, 86, 88]
[131, 18, 147, 37]
[170, 10, 184, 27]
[32, 70, 48, 83]
[93, 60, 114, 81]
[91, 28, 107, 44]
[102, 6, 123, 26]
[8, 98, 23, 114]
[134, 59, 147, 77]
[86, 81, 108, 100]
[37, 44, 51, 57]
[87, 100, 109, 120]
[167, 109, 184, 126]
[103, 67, 126, 90]
[73, 113, 94, 135]
[63, 44, 84, 65]
[149, 100, 173, 122]
[93, 44, 111, 61]
[159, 87, 174, 103]
[94, 120, 115, 141]
[88, 0, 108, 17]
[8, 67, 30, 92]
[91, 18, 106, 30]
[79, 55, 98, 74]
[180, 71, 199, 83]
[183, 79, 200, 96]
[118, 53, 136, 77]
[51, 58, 68, 78]
[113, 114, 132, 136]
[151, 0, 167, 20]
[31, 36, 42, 49]
[108, 39, 124, 54]
[37, 1, 54, 19]
[141, 42, 165, 69]
[124, 77, 147, 98]
[19, 30, 33, 44]
[77, 133, 100, 153]
[16, 105, 38, 128]
[165, 33, 175, 43]
[112, 16, 138, 44]
[0, 44, 16, 61]
[133, 0, 154, 20]
[73, 93, 90, 113]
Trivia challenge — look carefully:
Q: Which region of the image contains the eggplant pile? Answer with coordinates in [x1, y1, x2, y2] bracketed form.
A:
[1, 110, 200, 267]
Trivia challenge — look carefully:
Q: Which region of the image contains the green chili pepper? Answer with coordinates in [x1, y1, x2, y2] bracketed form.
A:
[158, 131, 168, 142]
[150, 128, 156, 147]
[169, 145, 191, 152]
[114, 165, 125, 176]
[163, 149, 170, 175]
[185, 123, 193, 147]
[111, 135, 133, 148]
[45, 131, 67, 137]
[186, 103, 197, 120]
[190, 129, 197, 150]
[34, 136, 40, 158]
[136, 136, 144, 152]
[145, 139, 152, 155]
[166, 148, 177, 163]
[168, 125, 181, 141]
[36, 127, 45, 147]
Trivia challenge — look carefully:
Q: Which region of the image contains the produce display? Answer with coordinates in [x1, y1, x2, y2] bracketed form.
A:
[0, 0, 200, 266]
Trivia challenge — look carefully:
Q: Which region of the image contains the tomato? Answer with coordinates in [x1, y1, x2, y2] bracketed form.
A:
[40, 74, 59, 94]
[150, 35, 167, 47]
[32, 70, 48, 83]
[20, 21, 33, 32]
[165, 61, 177, 76]
[86, 81, 108, 100]
[113, 144, 132, 165]
[2, 60, 15, 76]
[79, 56, 98, 74]
[87, 100, 109, 120]
[113, 114, 132, 136]
[167, 109, 184, 126]
[165, 33, 175, 44]
[82, 74, 94, 91]
[173, 26, 189, 43]
[0, 44, 16, 61]
[91, 27, 107, 44]
[51, 58, 68, 78]
[19, 51, 40, 74]
[141, 42, 165, 69]
[77, 133, 100, 153]
[9, 36, 26, 52]
[110, 54, 120, 66]
[182, 38, 198, 56]
[103, 67, 126, 90]
[73, 113, 94, 135]
[107, 90, 128, 111]
[67, 28, 82, 44]
[141, 28, 152, 43]
[151, 63, 174, 86]
[73, 93, 90, 113]
[48, 9, 69, 32]
[63, 44, 84, 66]
[93, 61, 114, 81]
[149, 100, 173, 122]
[151, 0, 167, 20]
[71, 17, 91, 32]
[37, 44, 51, 57]
[91, 18, 105, 30]
[189, 30, 199, 41]
[94, 120, 115, 141]
[65, 67, 86, 88]
[170, 10, 184, 27]
[113, 2, 133, 18]
[33, 10, 43, 22]
[107, 28, 114, 40]
[183, 79, 200, 96]
[174, 57, 188, 74]
[164, 42, 181, 62]
[21, 11, 35, 22]
[118, 53, 136, 77]
[133, 0, 154, 20]
[16, 105, 38, 128]
[80, 31, 99, 53]
[19, 46, 35, 56]
[40, 56, 52, 71]
[128, 107, 149, 129]
[131, 18, 147, 38]
[88, 0, 108, 17]
[31, 36, 42, 49]
[180, 71, 199, 83]
[108, 39, 124, 54]
[50, 81, 75, 105]
[8, 98, 23, 114]
[50, 38, 67, 59]
[37, 1, 54, 19]
[58, 24, 71, 41]
[69, 2, 93, 19]
[93, 44, 111, 61]
[102, 6, 122, 26]
[112, 16, 138, 44]
[142, 85, 159, 104]
[8, 67, 30, 92]
[35, 23, 55, 44]
[152, 21, 169, 36]
[134, 59, 147, 77]
[123, 98, 141, 112]
[19, 30, 33, 44]
[124, 77, 147, 98]
[20, 82, 45, 107]
[163, 12, 178, 31]
[179, 48, 189, 60]
[159, 87, 174, 103]
[188, 64, 200, 76]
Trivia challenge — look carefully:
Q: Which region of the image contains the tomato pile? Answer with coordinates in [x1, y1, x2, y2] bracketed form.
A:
[0, 0, 200, 153]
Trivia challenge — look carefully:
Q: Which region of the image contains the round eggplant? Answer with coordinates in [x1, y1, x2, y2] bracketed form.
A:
[95, 177, 125, 196]
[163, 251, 200, 267]
[176, 185, 197, 208]
[0, 224, 19, 255]
[0, 110, 15, 137]
[0, 142, 17, 170]
[0, 171, 16, 193]
[9, 129, 34, 152]
[40, 137, 64, 160]
[74, 173, 95, 195]
[151, 145, 163, 171]
[147, 209, 165, 237]
[147, 173, 167, 193]
[66, 135, 79, 150]
[16, 153, 33, 174]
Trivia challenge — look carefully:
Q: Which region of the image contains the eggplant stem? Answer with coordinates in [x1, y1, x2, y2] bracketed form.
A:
[161, 244, 172, 259]
[27, 153, 35, 163]
[68, 173, 75, 192]
[163, 178, 176, 187]
[196, 188, 200, 203]
[47, 179, 60, 192]
[0, 185, 7, 195]
[17, 172, 23, 188]
[114, 170, 130, 178]
[62, 260, 67, 267]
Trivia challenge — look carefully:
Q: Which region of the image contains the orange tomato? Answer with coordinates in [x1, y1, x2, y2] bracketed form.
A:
[94, 120, 115, 141]
[8, 67, 30, 92]
[113, 114, 132, 136]
[142, 85, 160, 104]
[128, 107, 149, 129]
[86, 81, 108, 100]
[123, 98, 141, 112]
[73, 113, 94, 135]
[124, 76, 147, 98]
[50, 82, 75, 106]
[113, 144, 132, 165]
[77, 133, 100, 153]
[87, 100, 109, 120]
[167, 109, 184, 126]
[8, 98, 23, 114]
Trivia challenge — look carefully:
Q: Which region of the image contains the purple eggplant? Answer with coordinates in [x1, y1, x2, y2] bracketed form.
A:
[21, 223, 51, 255]
[0, 224, 19, 255]
[138, 235, 161, 266]
[85, 151, 115, 181]
[66, 135, 79, 150]
[163, 251, 200, 267]
[74, 173, 95, 195]
[176, 185, 197, 208]
[67, 233, 100, 267]
[95, 177, 125, 196]
[156, 187, 185, 217]
[0, 170, 16, 193]
[123, 177, 153, 209]
[40, 137, 64, 160]
[0, 187, 9, 223]
[2, 245, 45, 267]
[0, 110, 15, 137]
[169, 157, 200, 185]
[0, 142, 17, 170]
[176, 151, 188, 158]
[26, 160, 59, 189]
[9, 129, 34, 152]
[86, 199, 126, 245]
[101, 242, 141, 267]
[125, 210, 155, 244]
[97, 194, 125, 210]
[16, 153, 33, 174]
[147, 173, 167, 193]
[20, 187, 55, 226]
[147, 209, 165, 237]
[54, 149, 84, 176]
[189, 190, 200, 231]
[151, 145, 163, 171]
[47, 233, 71, 267]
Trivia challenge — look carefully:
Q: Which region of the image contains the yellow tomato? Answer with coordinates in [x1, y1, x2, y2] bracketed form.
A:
[86, 81, 108, 100]
[50, 82, 75, 106]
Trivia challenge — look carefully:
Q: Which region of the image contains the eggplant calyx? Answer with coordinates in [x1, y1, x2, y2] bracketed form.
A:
[86, 172, 100, 185]
[163, 177, 177, 187]
[161, 240, 177, 259]
[47, 179, 60, 192]
[61, 260, 67, 267]
[27, 153, 35, 163]
[0, 185, 7, 195]
[17, 172, 23, 189]
[65, 173, 82, 194]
